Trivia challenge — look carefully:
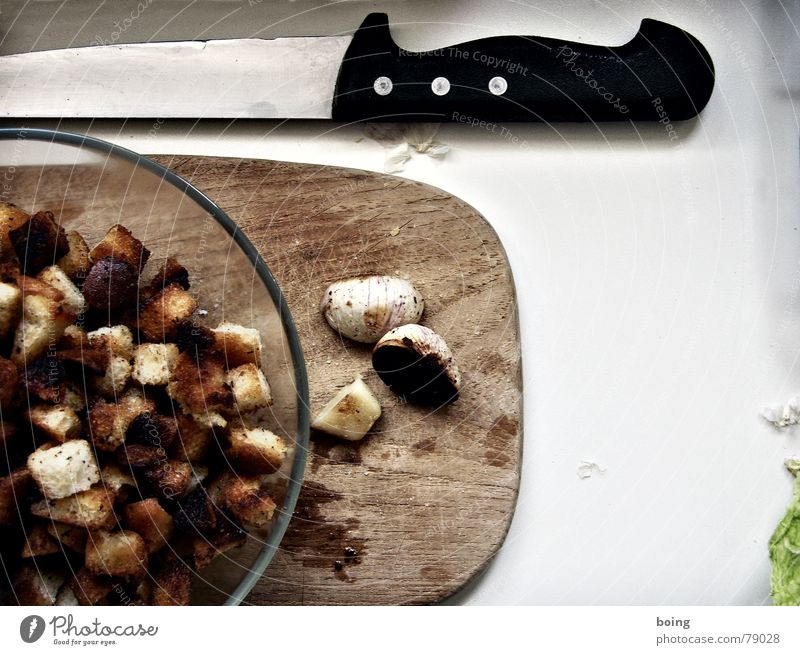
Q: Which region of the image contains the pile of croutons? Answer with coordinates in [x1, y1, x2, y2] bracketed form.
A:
[0, 202, 288, 606]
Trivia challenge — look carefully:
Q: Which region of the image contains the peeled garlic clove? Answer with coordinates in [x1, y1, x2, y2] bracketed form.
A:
[372, 324, 461, 406]
[311, 376, 382, 441]
[320, 275, 424, 344]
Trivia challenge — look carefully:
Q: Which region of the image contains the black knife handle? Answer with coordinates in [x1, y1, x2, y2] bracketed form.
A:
[332, 13, 714, 123]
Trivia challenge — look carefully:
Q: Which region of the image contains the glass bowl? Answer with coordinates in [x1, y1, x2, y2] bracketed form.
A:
[0, 127, 309, 605]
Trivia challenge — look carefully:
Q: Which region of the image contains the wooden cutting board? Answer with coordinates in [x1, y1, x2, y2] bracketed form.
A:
[150, 155, 522, 605]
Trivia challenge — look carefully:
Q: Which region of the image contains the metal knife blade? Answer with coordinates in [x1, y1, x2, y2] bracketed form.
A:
[0, 13, 714, 123]
[0, 37, 352, 119]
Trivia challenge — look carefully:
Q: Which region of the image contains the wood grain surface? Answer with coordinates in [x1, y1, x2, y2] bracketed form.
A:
[150, 155, 522, 605]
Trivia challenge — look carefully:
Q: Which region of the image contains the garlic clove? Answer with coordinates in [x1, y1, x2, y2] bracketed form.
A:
[372, 324, 461, 406]
[320, 275, 424, 344]
[311, 376, 382, 441]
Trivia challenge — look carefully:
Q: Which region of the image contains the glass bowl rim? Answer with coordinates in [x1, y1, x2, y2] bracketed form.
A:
[0, 127, 310, 606]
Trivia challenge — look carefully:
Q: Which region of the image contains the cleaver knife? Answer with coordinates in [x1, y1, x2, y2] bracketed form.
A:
[0, 13, 714, 123]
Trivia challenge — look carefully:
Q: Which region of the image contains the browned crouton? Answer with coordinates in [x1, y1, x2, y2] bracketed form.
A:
[87, 325, 134, 359]
[57, 230, 91, 281]
[173, 486, 217, 534]
[131, 342, 178, 386]
[0, 468, 33, 525]
[213, 322, 263, 368]
[138, 284, 197, 342]
[126, 413, 178, 450]
[82, 257, 138, 310]
[0, 419, 17, 451]
[22, 355, 66, 403]
[167, 350, 232, 414]
[37, 265, 85, 315]
[122, 498, 173, 554]
[21, 522, 62, 557]
[14, 273, 63, 301]
[0, 201, 30, 261]
[151, 553, 192, 605]
[90, 355, 131, 397]
[0, 280, 21, 338]
[57, 347, 108, 374]
[193, 518, 247, 571]
[89, 224, 150, 272]
[115, 444, 165, 468]
[98, 462, 135, 497]
[46, 521, 89, 553]
[221, 474, 276, 529]
[30, 486, 116, 530]
[170, 414, 212, 462]
[9, 210, 69, 275]
[11, 293, 74, 365]
[69, 567, 114, 606]
[26, 403, 82, 443]
[225, 363, 272, 414]
[0, 355, 19, 409]
[87, 390, 155, 452]
[13, 564, 62, 605]
[148, 256, 189, 291]
[85, 529, 148, 577]
[55, 585, 81, 606]
[59, 323, 88, 349]
[225, 425, 288, 474]
[141, 459, 192, 501]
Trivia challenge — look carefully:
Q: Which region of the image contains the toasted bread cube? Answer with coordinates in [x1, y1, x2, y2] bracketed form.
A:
[46, 521, 89, 553]
[27, 403, 82, 443]
[89, 224, 150, 271]
[172, 486, 218, 534]
[87, 325, 134, 360]
[222, 474, 277, 529]
[122, 498, 173, 554]
[142, 459, 192, 501]
[171, 414, 213, 462]
[56, 230, 91, 280]
[69, 567, 114, 606]
[30, 486, 115, 530]
[151, 554, 192, 605]
[149, 256, 190, 291]
[131, 342, 178, 386]
[0, 419, 17, 451]
[115, 444, 164, 468]
[37, 265, 86, 315]
[99, 462, 135, 496]
[184, 464, 209, 497]
[0, 201, 30, 260]
[311, 376, 382, 441]
[0, 355, 19, 409]
[138, 284, 197, 342]
[190, 410, 227, 430]
[213, 322, 262, 367]
[14, 565, 63, 605]
[11, 293, 73, 365]
[88, 389, 155, 452]
[82, 257, 139, 310]
[0, 281, 21, 338]
[21, 522, 62, 557]
[0, 468, 33, 525]
[55, 584, 81, 606]
[225, 425, 288, 474]
[59, 323, 88, 349]
[60, 382, 87, 412]
[167, 350, 233, 413]
[9, 210, 69, 275]
[28, 440, 100, 499]
[225, 363, 272, 414]
[15, 273, 63, 301]
[85, 529, 148, 577]
[126, 413, 178, 449]
[91, 355, 131, 397]
[192, 515, 247, 571]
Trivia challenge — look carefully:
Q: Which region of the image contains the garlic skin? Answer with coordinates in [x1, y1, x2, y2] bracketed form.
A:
[320, 275, 424, 343]
[372, 324, 461, 406]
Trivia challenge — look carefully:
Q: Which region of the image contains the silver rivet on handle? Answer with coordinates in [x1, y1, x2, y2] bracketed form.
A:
[373, 76, 393, 96]
[431, 77, 451, 96]
[489, 76, 508, 96]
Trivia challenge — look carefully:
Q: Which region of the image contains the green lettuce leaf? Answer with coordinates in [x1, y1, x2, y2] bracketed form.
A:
[769, 466, 800, 605]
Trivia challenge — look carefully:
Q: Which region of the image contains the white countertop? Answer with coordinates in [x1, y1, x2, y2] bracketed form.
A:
[3, 0, 799, 605]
